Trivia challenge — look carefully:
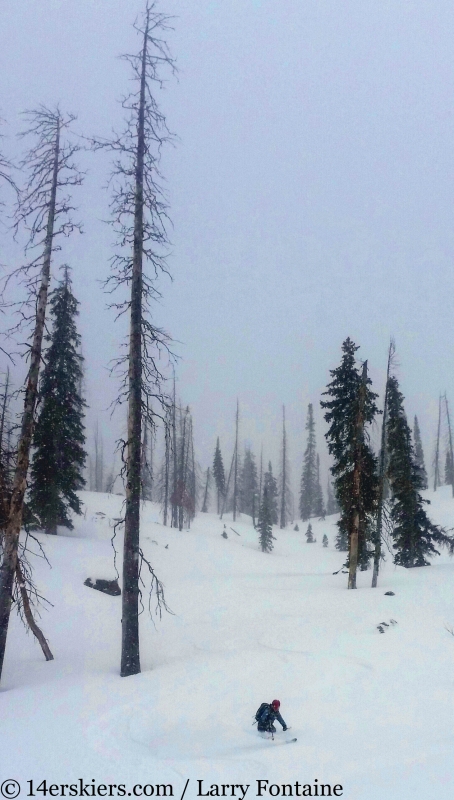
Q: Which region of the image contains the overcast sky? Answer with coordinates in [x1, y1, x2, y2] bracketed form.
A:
[2, 0, 454, 494]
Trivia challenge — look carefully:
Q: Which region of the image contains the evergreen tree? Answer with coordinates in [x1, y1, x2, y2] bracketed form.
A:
[387, 376, 453, 567]
[321, 339, 379, 583]
[300, 404, 317, 520]
[263, 461, 278, 524]
[258, 485, 275, 553]
[322, 534, 328, 547]
[213, 437, 226, 514]
[326, 478, 338, 515]
[314, 454, 326, 519]
[239, 447, 258, 524]
[29, 270, 86, 534]
[413, 416, 428, 489]
[305, 522, 314, 543]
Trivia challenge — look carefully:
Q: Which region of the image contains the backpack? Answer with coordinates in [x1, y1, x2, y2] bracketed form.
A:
[255, 702, 270, 723]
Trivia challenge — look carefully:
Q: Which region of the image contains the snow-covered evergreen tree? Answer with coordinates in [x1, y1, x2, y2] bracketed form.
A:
[321, 338, 379, 576]
[300, 403, 317, 521]
[387, 376, 453, 567]
[314, 454, 326, 519]
[258, 485, 275, 553]
[239, 447, 258, 524]
[322, 534, 328, 547]
[29, 270, 86, 534]
[305, 522, 315, 542]
[413, 416, 428, 489]
[263, 461, 278, 525]
[213, 437, 226, 514]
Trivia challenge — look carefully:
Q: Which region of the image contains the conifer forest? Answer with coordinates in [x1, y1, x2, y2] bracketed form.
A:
[1, 2, 454, 797]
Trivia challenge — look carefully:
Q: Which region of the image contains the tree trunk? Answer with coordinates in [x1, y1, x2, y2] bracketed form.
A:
[121, 13, 149, 678]
[15, 561, 54, 661]
[372, 340, 394, 588]
[348, 361, 367, 590]
[233, 400, 239, 521]
[434, 395, 442, 491]
[171, 373, 178, 528]
[0, 121, 60, 682]
[445, 395, 454, 498]
[280, 405, 286, 529]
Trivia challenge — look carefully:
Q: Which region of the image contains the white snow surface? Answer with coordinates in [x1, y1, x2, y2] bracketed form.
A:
[2, 488, 454, 799]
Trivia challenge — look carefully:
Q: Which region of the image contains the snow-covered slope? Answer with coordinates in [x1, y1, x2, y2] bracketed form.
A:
[2, 488, 454, 799]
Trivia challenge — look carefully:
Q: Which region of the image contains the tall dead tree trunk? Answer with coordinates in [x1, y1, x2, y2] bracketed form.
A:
[348, 361, 368, 590]
[233, 400, 239, 522]
[280, 405, 287, 529]
[0, 107, 81, 682]
[445, 394, 454, 498]
[201, 467, 210, 513]
[120, 11, 149, 678]
[163, 411, 170, 526]
[372, 339, 395, 588]
[171, 373, 178, 528]
[434, 395, 442, 492]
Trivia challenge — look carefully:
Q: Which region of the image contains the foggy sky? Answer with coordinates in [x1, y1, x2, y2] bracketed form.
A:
[2, 0, 454, 494]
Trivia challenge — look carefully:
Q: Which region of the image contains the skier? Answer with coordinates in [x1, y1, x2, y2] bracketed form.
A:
[255, 699, 288, 735]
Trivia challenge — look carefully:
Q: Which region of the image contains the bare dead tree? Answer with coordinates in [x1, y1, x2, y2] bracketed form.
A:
[201, 467, 211, 513]
[444, 394, 454, 498]
[0, 120, 17, 221]
[92, 3, 175, 677]
[0, 107, 82, 682]
[434, 394, 442, 491]
[372, 338, 395, 588]
[233, 400, 239, 521]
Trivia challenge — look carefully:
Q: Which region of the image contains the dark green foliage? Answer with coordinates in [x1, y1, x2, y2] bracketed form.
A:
[322, 534, 328, 547]
[258, 485, 275, 553]
[263, 461, 278, 525]
[413, 416, 428, 489]
[239, 447, 258, 522]
[321, 338, 379, 566]
[213, 437, 226, 514]
[29, 272, 86, 533]
[314, 454, 326, 519]
[300, 404, 317, 521]
[387, 377, 453, 567]
[305, 522, 315, 542]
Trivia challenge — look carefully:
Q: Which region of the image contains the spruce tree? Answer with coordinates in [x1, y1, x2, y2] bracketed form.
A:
[305, 522, 314, 542]
[239, 447, 258, 524]
[300, 403, 317, 520]
[258, 485, 275, 553]
[29, 270, 86, 534]
[387, 376, 453, 567]
[322, 534, 328, 547]
[213, 437, 226, 514]
[314, 454, 326, 519]
[263, 461, 278, 524]
[413, 416, 428, 489]
[321, 339, 379, 583]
